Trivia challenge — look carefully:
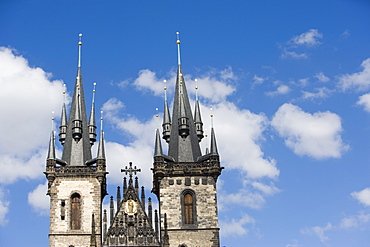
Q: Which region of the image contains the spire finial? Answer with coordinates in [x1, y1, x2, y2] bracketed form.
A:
[100, 111, 103, 132]
[78, 33, 82, 68]
[155, 107, 160, 129]
[210, 108, 214, 128]
[62, 84, 66, 104]
[164, 80, 167, 101]
[176, 32, 181, 65]
[195, 78, 199, 101]
[51, 111, 55, 133]
[92, 82, 96, 103]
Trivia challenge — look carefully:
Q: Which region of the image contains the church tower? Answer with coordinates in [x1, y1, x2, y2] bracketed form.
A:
[45, 34, 108, 247]
[152, 33, 223, 247]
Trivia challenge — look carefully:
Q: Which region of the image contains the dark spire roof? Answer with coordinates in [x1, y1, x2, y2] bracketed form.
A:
[97, 114, 106, 160]
[61, 34, 92, 166]
[162, 87, 171, 143]
[210, 127, 219, 155]
[166, 34, 202, 162]
[47, 130, 56, 161]
[194, 99, 204, 142]
[88, 83, 97, 145]
[59, 103, 67, 145]
[154, 129, 163, 157]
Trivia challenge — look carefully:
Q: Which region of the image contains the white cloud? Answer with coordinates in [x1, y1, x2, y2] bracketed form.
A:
[211, 102, 279, 179]
[132, 68, 236, 103]
[101, 99, 157, 188]
[271, 103, 348, 159]
[220, 188, 266, 210]
[341, 29, 350, 38]
[28, 182, 49, 215]
[314, 72, 330, 82]
[339, 212, 370, 229]
[133, 69, 169, 96]
[338, 58, 370, 91]
[289, 29, 323, 47]
[351, 187, 370, 207]
[0, 47, 65, 184]
[298, 78, 309, 87]
[301, 223, 332, 243]
[253, 75, 265, 85]
[301, 87, 331, 100]
[220, 214, 255, 237]
[357, 93, 370, 112]
[250, 181, 280, 196]
[281, 49, 308, 59]
[0, 187, 9, 226]
[266, 84, 291, 96]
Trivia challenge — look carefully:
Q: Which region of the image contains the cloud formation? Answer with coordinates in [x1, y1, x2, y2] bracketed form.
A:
[357, 93, 370, 112]
[289, 29, 323, 47]
[133, 68, 236, 103]
[28, 182, 49, 215]
[281, 29, 323, 59]
[351, 188, 370, 207]
[271, 103, 348, 159]
[0, 47, 65, 224]
[220, 214, 256, 237]
[338, 58, 370, 91]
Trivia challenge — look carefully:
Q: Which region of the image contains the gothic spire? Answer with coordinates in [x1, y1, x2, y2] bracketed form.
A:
[97, 111, 106, 160]
[88, 82, 97, 146]
[194, 93, 204, 142]
[162, 83, 171, 143]
[210, 115, 219, 155]
[154, 128, 163, 157]
[210, 127, 219, 155]
[61, 33, 92, 166]
[90, 214, 96, 247]
[167, 32, 202, 162]
[47, 130, 56, 161]
[59, 100, 67, 145]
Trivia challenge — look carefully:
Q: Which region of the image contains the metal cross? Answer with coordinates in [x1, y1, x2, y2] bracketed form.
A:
[121, 162, 141, 178]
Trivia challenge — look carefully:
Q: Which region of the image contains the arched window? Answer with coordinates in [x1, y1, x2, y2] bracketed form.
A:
[181, 189, 196, 226]
[184, 193, 193, 224]
[71, 193, 81, 230]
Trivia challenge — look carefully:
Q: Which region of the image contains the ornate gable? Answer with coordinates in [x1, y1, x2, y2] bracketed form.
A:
[104, 163, 160, 247]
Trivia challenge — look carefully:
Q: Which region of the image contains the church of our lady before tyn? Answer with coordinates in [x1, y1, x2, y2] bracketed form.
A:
[44, 33, 224, 247]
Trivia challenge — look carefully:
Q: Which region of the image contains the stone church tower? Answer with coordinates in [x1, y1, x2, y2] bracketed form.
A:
[45, 33, 222, 247]
[151, 34, 224, 247]
[45, 34, 108, 247]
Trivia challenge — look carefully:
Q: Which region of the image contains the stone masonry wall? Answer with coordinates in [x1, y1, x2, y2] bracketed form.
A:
[49, 177, 102, 247]
[160, 176, 220, 247]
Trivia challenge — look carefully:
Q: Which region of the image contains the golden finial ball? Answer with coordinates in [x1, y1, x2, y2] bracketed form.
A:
[176, 40, 180, 44]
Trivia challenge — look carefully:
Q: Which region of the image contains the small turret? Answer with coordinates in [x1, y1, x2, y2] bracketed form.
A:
[154, 129, 163, 157]
[88, 83, 97, 145]
[148, 197, 153, 225]
[178, 93, 190, 138]
[162, 83, 171, 143]
[72, 93, 83, 141]
[194, 98, 204, 142]
[47, 130, 56, 162]
[90, 214, 96, 247]
[96, 111, 106, 160]
[59, 101, 67, 145]
[109, 196, 114, 225]
[141, 186, 145, 209]
[116, 186, 121, 210]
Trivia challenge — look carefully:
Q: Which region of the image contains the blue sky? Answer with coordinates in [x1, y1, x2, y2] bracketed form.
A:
[1, 1, 370, 246]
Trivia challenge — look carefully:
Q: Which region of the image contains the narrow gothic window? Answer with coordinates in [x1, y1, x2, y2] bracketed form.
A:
[184, 193, 193, 224]
[71, 193, 81, 230]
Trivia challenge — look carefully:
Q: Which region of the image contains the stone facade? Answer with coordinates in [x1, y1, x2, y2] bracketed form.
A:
[47, 166, 106, 247]
[158, 176, 220, 247]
